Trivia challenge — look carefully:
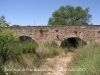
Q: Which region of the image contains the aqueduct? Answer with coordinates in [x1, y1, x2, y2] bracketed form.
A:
[9, 25, 100, 46]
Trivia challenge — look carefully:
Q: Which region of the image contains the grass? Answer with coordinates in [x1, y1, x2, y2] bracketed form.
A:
[0, 39, 60, 75]
[3, 53, 45, 75]
[67, 42, 100, 75]
[2, 45, 59, 75]
[3, 41, 100, 75]
[2, 33, 99, 75]
[36, 41, 59, 59]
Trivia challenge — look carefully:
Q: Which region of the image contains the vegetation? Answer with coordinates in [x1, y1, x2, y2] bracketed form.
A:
[67, 43, 100, 75]
[48, 5, 92, 25]
[0, 15, 60, 75]
[36, 41, 58, 59]
[0, 16, 39, 74]
[0, 15, 15, 74]
[0, 16, 18, 64]
[0, 15, 9, 27]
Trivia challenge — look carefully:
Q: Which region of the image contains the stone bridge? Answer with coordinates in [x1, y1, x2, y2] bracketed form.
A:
[9, 25, 100, 46]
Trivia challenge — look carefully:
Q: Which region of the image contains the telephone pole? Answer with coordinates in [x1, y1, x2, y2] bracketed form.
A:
[34, 21, 35, 26]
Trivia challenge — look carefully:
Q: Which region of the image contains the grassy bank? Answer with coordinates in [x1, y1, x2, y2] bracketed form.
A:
[67, 43, 100, 75]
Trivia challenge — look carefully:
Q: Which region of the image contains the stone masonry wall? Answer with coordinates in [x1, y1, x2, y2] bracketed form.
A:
[8, 25, 100, 46]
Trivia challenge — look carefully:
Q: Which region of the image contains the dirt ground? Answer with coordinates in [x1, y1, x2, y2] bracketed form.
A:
[32, 52, 73, 75]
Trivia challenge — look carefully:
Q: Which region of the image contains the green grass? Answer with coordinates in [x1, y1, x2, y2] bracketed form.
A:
[44, 41, 58, 57]
[3, 40, 100, 75]
[36, 41, 58, 59]
[67, 43, 100, 75]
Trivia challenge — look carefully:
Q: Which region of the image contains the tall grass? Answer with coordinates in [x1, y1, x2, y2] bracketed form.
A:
[44, 41, 58, 56]
[2, 40, 59, 75]
[36, 41, 58, 59]
[67, 43, 100, 75]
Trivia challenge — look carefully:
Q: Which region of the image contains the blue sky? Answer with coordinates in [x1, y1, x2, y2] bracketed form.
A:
[0, 0, 100, 26]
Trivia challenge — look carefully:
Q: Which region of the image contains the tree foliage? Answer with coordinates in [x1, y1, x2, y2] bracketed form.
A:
[0, 15, 9, 27]
[48, 5, 92, 25]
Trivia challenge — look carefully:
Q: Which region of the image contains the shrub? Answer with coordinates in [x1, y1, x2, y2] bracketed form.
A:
[21, 42, 38, 54]
[0, 29, 19, 64]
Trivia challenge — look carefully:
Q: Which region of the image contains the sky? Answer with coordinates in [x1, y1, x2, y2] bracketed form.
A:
[0, 0, 100, 26]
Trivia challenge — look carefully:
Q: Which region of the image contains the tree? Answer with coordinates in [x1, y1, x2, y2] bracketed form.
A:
[48, 5, 92, 25]
[0, 15, 9, 27]
[0, 15, 9, 37]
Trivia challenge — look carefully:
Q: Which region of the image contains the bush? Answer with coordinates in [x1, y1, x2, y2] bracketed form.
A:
[20, 42, 38, 54]
[0, 29, 19, 64]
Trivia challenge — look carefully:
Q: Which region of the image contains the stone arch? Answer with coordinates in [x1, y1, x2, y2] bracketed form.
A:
[60, 37, 87, 48]
[19, 35, 38, 44]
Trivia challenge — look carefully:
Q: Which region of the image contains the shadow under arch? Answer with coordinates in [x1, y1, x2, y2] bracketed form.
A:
[19, 36, 40, 58]
[60, 37, 87, 48]
[19, 36, 37, 43]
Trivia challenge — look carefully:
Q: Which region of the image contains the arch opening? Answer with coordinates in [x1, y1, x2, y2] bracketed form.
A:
[19, 36, 35, 43]
[60, 37, 87, 48]
[19, 36, 38, 53]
